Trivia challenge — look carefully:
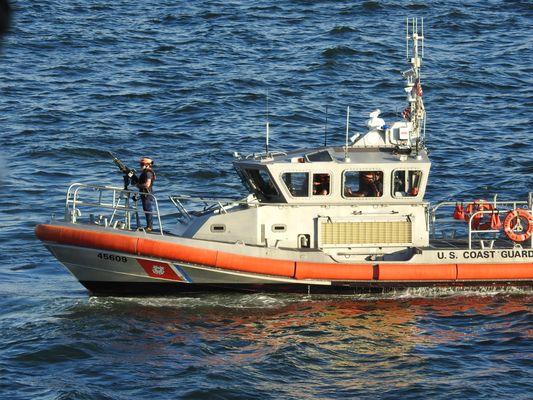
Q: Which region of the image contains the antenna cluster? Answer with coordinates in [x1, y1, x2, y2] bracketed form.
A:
[260, 18, 427, 157]
[404, 17, 426, 152]
[406, 17, 424, 65]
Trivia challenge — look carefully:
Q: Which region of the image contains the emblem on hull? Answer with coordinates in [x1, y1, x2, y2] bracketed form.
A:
[136, 259, 185, 282]
[152, 265, 165, 275]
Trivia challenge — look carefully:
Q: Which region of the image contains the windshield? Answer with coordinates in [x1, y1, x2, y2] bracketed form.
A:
[305, 150, 332, 162]
[243, 168, 280, 201]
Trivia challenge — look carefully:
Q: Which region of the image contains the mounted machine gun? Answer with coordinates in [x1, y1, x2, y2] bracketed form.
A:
[109, 152, 138, 190]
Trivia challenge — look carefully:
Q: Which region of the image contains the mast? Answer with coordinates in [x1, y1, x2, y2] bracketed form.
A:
[404, 17, 426, 152]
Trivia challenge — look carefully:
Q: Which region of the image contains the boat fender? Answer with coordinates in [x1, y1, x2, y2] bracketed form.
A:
[503, 209, 533, 242]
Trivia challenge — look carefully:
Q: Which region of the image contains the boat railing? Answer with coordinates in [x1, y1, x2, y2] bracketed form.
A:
[65, 183, 163, 235]
[243, 151, 288, 160]
[169, 195, 248, 222]
[430, 194, 532, 249]
[169, 194, 433, 221]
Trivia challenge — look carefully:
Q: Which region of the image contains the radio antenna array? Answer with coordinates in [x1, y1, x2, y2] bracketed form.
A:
[406, 17, 424, 68]
[404, 17, 426, 153]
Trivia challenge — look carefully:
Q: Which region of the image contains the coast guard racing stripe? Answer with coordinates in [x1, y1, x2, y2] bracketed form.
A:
[137, 259, 188, 282]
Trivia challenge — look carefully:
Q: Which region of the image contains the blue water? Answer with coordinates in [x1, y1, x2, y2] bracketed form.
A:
[1, 1, 532, 399]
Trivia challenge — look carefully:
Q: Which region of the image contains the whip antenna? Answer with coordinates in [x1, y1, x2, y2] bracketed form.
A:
[344, 106, 350, 162]
[265, 90, 270, 155]
[324, 105, 328, 147]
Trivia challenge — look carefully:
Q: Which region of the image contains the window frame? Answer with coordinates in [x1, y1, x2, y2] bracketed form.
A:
[305, 150, 333, 163]
[391, 169, 423, 199]
[311, 172, 332, 197]
[243, 168, 281, 201]
[341, 169, 385, 200]
[281, 171, 310, 198]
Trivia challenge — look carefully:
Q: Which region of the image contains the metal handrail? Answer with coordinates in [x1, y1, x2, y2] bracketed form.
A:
[65, 183, 163, 235]
[244, 151, 288, 160]
[429, 194, 532, 249]
[169, 194, 431, 208]
[168, 195, 248, 222]
[168, 194, 435, 223]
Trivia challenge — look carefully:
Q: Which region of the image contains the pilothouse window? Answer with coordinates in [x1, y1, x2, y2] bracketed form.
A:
[305, 151, 332, 162]
[393, 170, 422, 197]
[343, 171, 383, 198]
[244, 169, 279, 199]
[282, 172, 309, 197]
[312, 173, 330, 195]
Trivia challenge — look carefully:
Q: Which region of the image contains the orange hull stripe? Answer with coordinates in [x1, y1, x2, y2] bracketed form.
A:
[35, 225, 533, 281]
[379, 263, 458, 280]
[457, 263, 533, 280]
[215, 252, 296, 277]
[35, 224, 294, 278]
[295, 262, 374, 280]
[35, 224, 139, 254]
[137, 237, 218, 267]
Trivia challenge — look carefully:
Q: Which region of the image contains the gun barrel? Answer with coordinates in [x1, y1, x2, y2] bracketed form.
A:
[110, 153, 128, 173]
[109, 152, 138, 188]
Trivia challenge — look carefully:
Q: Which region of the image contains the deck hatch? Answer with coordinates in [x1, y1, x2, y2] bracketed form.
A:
[319, 219, 412, 247]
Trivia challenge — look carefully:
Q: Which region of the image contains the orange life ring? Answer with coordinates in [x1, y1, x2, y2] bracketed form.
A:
[503, 209, 533, 242]
[464, 200, 493, 230]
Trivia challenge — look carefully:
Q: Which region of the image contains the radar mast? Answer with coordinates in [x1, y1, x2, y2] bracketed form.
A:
[403, 17, 426, 153]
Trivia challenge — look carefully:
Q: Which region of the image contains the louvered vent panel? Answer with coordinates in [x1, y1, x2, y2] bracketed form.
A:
[320, 221, 412, 245]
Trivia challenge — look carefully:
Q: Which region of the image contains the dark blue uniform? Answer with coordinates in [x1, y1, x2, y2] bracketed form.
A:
[138, 168, 155, 229]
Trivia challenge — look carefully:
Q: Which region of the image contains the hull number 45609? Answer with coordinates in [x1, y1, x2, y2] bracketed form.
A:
[97, 253, 127, 263]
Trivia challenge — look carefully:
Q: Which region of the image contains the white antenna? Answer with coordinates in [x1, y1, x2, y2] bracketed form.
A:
[344, 106, 350, 162]
[265, 91, 269, 155]
[421, 17, 424, 58]
[324, 105, 328, 147]
[407, 17, 424, 74]
[406, 16, 409, 60]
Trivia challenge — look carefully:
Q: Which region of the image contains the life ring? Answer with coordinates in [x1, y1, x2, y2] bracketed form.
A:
[464, 200, 493, 230]
[503, 209, 533, 242]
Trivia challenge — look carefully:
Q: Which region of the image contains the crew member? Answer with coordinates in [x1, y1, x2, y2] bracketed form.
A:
[348, 171, 382, 197]
[137, 157, 156, 232]
[313, 174, 330, 195]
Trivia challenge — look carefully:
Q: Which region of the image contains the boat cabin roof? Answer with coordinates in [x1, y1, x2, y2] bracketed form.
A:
[233, 146, 431, 204]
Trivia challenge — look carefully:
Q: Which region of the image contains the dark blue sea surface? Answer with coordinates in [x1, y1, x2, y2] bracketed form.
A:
[0, 1, 532, 399]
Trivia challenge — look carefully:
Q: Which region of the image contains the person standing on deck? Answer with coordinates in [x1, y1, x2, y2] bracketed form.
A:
[137, 157, 156, 232]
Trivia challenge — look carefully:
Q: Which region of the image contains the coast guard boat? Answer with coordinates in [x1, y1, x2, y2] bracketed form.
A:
[35, 19, 532, 295]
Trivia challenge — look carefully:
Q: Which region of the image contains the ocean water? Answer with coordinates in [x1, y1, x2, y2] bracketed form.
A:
[0, 1, 532, 399]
